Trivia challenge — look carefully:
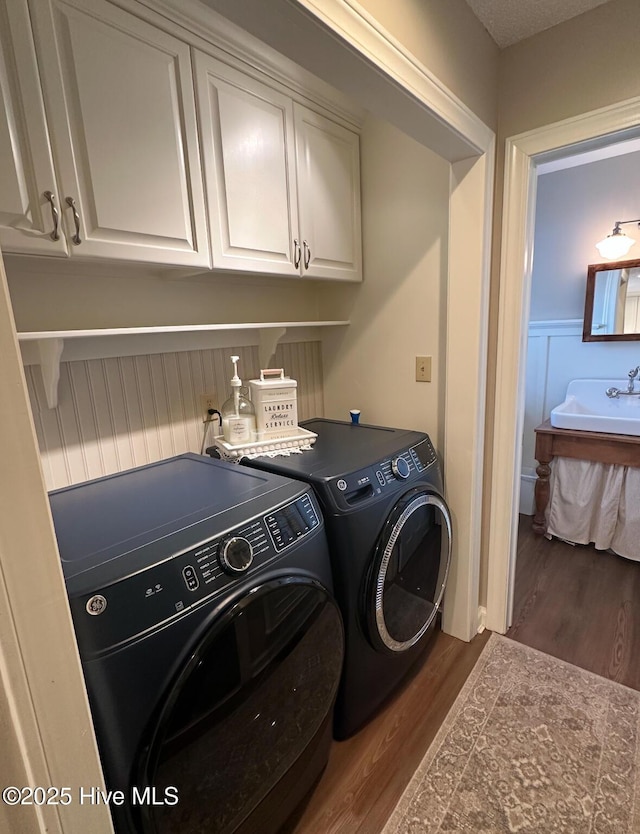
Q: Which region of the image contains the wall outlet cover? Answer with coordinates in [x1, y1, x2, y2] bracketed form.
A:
[415, 356, 432, 382]
[199, 392, 218, 420]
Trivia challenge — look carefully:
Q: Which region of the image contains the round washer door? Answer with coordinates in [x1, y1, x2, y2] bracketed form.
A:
[368, 488, 452, 653]
[135, 577, 343, 834]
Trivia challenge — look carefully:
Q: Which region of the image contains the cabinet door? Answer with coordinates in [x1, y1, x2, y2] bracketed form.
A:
[28, 0, 209, 267]
[194, 52, 300, 276]
[294, 105, 362, 282]
[0, 1, 67, 256]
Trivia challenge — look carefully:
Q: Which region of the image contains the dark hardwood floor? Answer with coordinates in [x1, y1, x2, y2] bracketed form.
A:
[287, 628, 490, 834]
[286, 516, 640, 833]
[507, 514, 640, 690]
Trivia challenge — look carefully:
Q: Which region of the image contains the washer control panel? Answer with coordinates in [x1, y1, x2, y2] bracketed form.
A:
[329, 437, 438, 506]
[411, 437, 438, 470]
[72, 491, 321, 655]
[192, 519, 269, 590]
[265, 493, 320, 552]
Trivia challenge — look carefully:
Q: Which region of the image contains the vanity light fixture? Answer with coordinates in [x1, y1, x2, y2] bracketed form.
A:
[595, 218, 640, 260]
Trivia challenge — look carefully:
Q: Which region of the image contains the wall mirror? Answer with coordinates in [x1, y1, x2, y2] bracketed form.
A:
[583, 258, 640, 341]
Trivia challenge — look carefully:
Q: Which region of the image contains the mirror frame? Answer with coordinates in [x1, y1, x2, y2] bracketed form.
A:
[582, 257, 640, 342]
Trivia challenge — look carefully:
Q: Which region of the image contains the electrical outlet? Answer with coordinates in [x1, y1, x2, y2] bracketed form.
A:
[415, 356, 432, 382]
[200, 393, 218, 421]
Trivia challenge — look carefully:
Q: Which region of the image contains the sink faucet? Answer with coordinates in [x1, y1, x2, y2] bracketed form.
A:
[606, 366, 640, 398]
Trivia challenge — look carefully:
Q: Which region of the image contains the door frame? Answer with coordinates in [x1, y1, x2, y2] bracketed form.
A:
[485, 95, 640, 633]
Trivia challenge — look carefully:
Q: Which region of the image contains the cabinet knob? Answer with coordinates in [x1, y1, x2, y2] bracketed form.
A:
[43, 191, 60, 242]
[294, 239, 301, 269]
[303, 240, 311, 270]
[65, 197, 82, 245]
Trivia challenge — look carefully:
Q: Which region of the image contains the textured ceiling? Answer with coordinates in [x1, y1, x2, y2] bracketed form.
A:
[464, 0, 615, 47]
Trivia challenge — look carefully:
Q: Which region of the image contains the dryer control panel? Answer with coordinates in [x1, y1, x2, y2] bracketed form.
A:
[71, 492, 321, 656]
[328, 437, 439, 509]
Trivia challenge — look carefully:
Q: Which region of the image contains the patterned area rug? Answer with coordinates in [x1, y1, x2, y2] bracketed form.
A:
[382, 634, 640, 833]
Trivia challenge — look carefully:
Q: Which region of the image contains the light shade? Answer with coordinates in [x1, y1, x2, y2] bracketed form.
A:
[595, 231, 636, 260]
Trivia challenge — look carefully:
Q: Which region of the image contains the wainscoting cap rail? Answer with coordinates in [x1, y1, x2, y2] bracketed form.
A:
[17, 320, 350, 409]
[528, 319, 583, 337]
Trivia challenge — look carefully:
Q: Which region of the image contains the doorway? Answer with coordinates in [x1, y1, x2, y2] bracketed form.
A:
[486, 96, 640, 634]
[520, 135, 640, 521]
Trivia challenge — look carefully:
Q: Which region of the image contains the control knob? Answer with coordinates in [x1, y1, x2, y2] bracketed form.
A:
[219, 536, 254, 575]
[391, 456, 410, 480]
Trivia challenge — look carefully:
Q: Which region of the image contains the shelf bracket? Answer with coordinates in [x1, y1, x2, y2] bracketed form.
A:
[37, 338, 64, 409]
[258, 326, 286, 368]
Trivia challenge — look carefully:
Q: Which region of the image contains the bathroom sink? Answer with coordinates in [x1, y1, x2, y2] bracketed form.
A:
[550, 379, 640, 436]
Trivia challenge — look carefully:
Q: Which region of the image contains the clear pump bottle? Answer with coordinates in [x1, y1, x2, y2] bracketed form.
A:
[221, 356, 256, 445]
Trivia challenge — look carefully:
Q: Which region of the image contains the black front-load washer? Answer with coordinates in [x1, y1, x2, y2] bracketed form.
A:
[240, 418, 452, 739]
[48, 453, 343, 834]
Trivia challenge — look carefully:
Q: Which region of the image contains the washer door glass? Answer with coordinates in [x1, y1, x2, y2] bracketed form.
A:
[370, 489, 451, 652]
[137, 579, 343, 834]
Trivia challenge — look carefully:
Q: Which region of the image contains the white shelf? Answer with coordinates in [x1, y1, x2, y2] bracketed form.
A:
[17, 320, 349, 409]
[16, 320, 349, 340]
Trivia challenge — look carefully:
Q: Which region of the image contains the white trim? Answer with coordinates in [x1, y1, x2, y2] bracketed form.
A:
[486, 94, 640, 635]
[187, 0, 493, 162]
[0, 251, 113, 834]
[17, 322, 348, 408]
[443, 145, 495, 640]
[517, 98, 640, 159]
[315, 0, 493, 155]
[528, 319, 582, 337]
[15, 320, 350, 341]
[485, 140, 537, 634]
[536, 135, 640, 175]
[519, 469, 537, 516]
[477, 606, 487, 633]
[526, 334, 550, 428]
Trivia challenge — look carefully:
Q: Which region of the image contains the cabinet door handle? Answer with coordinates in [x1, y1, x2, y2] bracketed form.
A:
[65, 197, 82, 245]
[43, 191, 60, 241]
[294, 239, 301, 269]
[303, 240, 311, 270]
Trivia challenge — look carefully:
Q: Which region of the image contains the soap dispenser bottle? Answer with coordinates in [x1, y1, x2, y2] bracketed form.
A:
[221, 356, 256, 445]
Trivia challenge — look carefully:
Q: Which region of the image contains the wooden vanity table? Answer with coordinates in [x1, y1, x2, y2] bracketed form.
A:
[533, 420, 640, 534]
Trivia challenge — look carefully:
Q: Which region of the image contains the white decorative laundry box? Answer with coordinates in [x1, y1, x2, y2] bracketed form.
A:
[249, 369, 299, 440]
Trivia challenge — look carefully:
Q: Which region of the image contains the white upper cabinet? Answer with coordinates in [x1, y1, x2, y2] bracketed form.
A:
[1, 0, 360, 277]
[294, 104, 362, 282]
[195, 51, 362, 281]
[194, 53, 300, 276]
[26, 0, 210, 266]
[0, 1, 67, 255]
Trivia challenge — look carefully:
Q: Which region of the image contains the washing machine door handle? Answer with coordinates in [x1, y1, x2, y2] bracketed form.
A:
[366, 488, 452, 653]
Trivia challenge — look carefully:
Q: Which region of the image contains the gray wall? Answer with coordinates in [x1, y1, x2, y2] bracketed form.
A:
[531, 149, 640, 321]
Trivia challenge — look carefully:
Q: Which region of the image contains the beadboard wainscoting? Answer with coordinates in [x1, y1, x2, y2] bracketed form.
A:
[25, 341, 324, 490]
